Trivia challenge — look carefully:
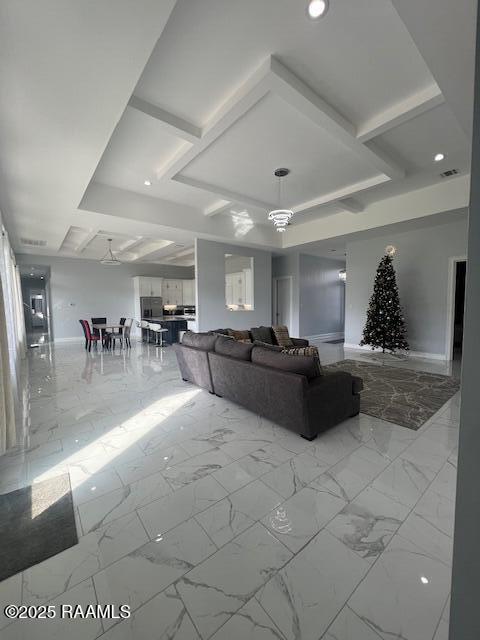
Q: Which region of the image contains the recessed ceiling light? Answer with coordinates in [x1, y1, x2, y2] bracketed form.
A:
[307, 0, 329, 19]
[421, 576, 429, 584]
[144, 179, 152, 186]
[434, 153, 445, 162]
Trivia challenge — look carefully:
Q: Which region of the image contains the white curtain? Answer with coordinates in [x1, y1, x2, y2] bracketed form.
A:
[0, 220, 26, 454]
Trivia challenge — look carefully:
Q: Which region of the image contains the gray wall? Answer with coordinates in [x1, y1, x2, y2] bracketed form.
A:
[299, 254, 345, 337]
[272, 253, 300, 336]
[195, 238, 272, 332]
[272, 252, 345, 338]
[16, 254, 194, 341]
[450, 6, 480, 637]
[344, 219, 468, 356]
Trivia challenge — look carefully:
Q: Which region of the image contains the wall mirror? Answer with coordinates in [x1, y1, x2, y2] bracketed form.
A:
[225, 254, 254, 310]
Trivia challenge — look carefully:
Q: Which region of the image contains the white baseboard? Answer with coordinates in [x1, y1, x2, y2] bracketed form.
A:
[54, 337, 84, 344]
[304, 332, 344, 342]
[343, 343, 448, 361]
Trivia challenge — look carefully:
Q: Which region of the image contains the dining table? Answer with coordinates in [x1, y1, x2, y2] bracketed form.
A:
[92, 323, 124, 349]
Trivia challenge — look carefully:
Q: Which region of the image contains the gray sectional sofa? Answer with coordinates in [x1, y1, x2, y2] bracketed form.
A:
[174, 332, 363, 440]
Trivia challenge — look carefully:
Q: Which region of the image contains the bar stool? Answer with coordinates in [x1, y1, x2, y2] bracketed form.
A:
[139, 320, 150, 342]
[148, 323, 168, 346]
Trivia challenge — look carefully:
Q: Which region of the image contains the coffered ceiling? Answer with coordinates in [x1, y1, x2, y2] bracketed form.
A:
[0, 0, 475, 262]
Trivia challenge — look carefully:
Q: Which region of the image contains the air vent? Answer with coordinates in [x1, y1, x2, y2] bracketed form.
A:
[440, 169, 459, 178]
[20, 238, 47, 247]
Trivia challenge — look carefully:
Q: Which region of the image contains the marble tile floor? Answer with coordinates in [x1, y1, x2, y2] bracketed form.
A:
[0, 340, 459, 639]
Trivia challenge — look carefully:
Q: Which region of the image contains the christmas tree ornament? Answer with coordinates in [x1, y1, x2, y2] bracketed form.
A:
[360, 252, 409, 354]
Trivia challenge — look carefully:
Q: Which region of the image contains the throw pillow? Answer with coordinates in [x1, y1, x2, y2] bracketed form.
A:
[282, 345, 324, 375]
[251, 346, 320, 379]
[229, 329, 252, 343]
[250, 326, 275, 345]
[272, 325, 294, 348]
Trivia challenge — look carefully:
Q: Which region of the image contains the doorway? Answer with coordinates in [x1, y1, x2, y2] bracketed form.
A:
[20, 266, 51, 345]
[453, 261, 466, 358]
[446, 257, 467, 361]
[273, 276, 293, 329]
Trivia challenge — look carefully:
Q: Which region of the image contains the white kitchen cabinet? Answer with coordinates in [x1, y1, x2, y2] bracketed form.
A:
[163, 279, 183, 306]
[226, 272, 245, 305]
[244, 269, 253, 307]
[182, 280, 196, 306]
[135, 276, 163, 297]
[139, 277, 152, 297]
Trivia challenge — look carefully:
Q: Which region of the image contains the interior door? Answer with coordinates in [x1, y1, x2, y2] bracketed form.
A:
[275, 278, 291, 328]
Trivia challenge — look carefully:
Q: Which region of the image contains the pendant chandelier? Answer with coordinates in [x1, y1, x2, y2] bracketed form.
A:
[100, 238, 121, 266]
[268, 168, 294, 233]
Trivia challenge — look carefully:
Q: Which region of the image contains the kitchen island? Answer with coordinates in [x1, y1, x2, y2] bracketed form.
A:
[141, 316, 194, 345]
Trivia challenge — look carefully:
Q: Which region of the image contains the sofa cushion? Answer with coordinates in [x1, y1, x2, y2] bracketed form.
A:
[272, 325, 294, 348]
[229, 329, 252, 343]
[215, 335, 254, 361]
[251, 346, 320, 380]
[252, 340, 283, 352]
[250, 326, 275, 345]
[182, 331, 217, 351]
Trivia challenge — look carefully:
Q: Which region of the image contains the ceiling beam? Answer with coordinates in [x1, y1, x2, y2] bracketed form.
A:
[130, 239, 175, 262]
[357, 84, 444, 142]
[173, 175, 273, 211]
[75, 228, 98, 253]
[337, 198, 364, 214]
[293, 175, 389, 215]
[268, 57, 405, 181]
[117, 236, 145, 255]
[128, 96, 201, 143]
[156, 57, 273, 181]
[147, 55, 411, 220]
[162, 246, 195, 261]
[203, 199, 232, 217]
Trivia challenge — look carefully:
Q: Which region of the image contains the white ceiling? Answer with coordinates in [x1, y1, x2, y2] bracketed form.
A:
[0, 0, 476, 263]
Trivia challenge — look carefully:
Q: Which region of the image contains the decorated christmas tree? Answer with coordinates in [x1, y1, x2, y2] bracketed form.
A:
[360, 247, 409, 353]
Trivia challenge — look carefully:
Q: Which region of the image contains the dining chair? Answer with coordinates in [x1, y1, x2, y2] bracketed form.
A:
[123, 318, 133, 348]
[91, 317, 111, 348]
[79, 320, 100, 351]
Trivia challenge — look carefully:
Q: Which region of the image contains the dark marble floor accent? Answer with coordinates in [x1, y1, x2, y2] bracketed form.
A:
[325, 359, 460, 430]
[0, 474, 78, 581]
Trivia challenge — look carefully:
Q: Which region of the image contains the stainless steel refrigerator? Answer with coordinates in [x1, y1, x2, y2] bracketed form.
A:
[140, 297, 163, 318]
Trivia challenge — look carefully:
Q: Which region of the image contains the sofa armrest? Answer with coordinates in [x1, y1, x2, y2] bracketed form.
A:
[306, 371, 358, 433]
[291, 337, 309, 347]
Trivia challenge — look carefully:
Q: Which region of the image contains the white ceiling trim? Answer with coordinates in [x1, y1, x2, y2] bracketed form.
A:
[357, 83, 444, 142]
[267, 57, 405, 181]
[203, 199, 232, 217]
[130, 239, 175, 262]
[117, 236, 145, 255]
[128, 95, 201, 143]
[74, 228, 98, 253]
[293, 175, 390, 214]
[337, 198, 364, 214]
[283, 174, 470, 248]
[173, 175, 274, 211]
[142, 55, 419, 220]
[155, 57, 272, 181]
